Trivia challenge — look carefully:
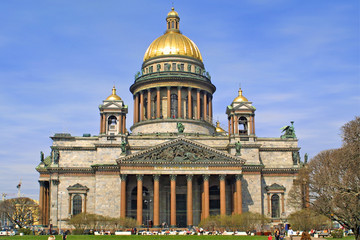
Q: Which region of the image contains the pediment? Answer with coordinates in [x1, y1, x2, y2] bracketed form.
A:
[118, 137, 245, 166]
[67, 183, 89, 191]
[232, 102, 254, 111]
[265, 183, 286, 191]
[102, 102, 123, 109]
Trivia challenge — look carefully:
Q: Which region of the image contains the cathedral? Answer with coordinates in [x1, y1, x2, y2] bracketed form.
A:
[36, 8, 301, 228]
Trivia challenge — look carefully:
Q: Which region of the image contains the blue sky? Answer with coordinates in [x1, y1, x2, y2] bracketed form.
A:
[0, 0, 359, 200]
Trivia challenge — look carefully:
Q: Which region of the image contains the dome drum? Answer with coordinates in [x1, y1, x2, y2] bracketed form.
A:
[130, 118, 216, 135]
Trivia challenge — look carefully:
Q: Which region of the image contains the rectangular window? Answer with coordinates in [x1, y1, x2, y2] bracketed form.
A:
[172, 63, 176, 71]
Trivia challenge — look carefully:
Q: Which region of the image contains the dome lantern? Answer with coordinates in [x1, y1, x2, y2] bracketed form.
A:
[143, 7, 203, 62]
[166, 7, 180, 32]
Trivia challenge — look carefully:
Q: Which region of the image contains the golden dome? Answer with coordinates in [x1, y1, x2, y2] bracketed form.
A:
[143, 8, 203, 62]
[106, 86, 121, 101]
[215, 121, 226, 133]
[233, 88, 249, 102]
[167, 7, 179, 19]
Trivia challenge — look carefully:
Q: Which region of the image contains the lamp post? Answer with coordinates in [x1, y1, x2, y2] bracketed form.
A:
[59, 192, 64, 235]
[143, 199, 152, 230]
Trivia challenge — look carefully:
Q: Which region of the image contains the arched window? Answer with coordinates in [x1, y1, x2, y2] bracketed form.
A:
[144, 97, 148, 119]
[153, 96, 157, 118]
[73, 195, 82, 215]
[239, 116, 248, 134]
[271, 194, 280, 218]
[170, 94, 178, 118]
[185, 96, 189, 118]
[209, 185, 220, 216]
[192, 98, 195, 119]
[108, 116, 117, 125]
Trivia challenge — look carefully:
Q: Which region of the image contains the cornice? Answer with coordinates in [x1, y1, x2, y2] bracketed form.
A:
[130, 75, 216, 94]
[262, 167, 300, 174]
[242, 165, 264, 172]
[260, 147, 301, 152]
[51, 146, 96, 151]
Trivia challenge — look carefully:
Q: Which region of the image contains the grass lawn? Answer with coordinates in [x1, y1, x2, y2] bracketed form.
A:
[0, 236, 355, 240]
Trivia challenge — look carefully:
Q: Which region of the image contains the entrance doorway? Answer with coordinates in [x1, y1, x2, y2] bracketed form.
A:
[176, 194, 187, 227]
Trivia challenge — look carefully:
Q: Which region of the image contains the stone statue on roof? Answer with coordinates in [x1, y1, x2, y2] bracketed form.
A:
[121, 141, 127, 155]
[177, 122, 184, 133]
[235, 141, 242, 156]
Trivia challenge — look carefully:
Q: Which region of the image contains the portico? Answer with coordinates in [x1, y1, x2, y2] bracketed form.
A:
[117, 137, 244, 227]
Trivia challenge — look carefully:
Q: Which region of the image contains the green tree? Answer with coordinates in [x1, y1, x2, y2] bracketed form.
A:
[307, 117, 360, 240]
[288, 209, 331, 231]
[0, 197, 38, 228]
[199, 212, 269, 232]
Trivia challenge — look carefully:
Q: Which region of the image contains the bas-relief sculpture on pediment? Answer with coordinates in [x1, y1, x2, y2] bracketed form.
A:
[121, 139, 243, 164]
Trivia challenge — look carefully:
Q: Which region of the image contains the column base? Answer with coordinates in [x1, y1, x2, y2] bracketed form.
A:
[170, 225, 177, 228]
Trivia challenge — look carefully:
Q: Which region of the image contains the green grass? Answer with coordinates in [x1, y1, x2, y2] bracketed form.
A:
[0, 236, 356, 240]
[1, 236, 267, 240]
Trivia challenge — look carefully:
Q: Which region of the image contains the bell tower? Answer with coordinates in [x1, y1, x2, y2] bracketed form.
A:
[226, 88, 256, 140]
[99, 86, 128, 136]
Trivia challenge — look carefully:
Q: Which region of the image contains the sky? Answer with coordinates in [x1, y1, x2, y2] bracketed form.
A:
[0, 0, 359, 200]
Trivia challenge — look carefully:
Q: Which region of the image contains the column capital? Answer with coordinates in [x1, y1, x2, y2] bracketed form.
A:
[196, 89, 200, 92]
[203, 174, 210, 181]
[156, 87, 161, 90]
[120, 174, 127, 181]
[167, 86, 171, 90]
[51, 179, 59, 185]
[235, 174, 242, 180]
[170, 174, 177, 181]
[136, 174, 144, 181]
[153, 174, 160, 181]
[186, 174, 193, 181]
[219, 174, 226, 181]
[177, 86, 182, 90]
[38, 180, 47, 185]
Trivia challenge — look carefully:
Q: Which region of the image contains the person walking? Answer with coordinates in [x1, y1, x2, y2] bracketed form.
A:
[280, 226, 286, 240]
[274, 228, 280, 240]
[288, 227, 294, 240]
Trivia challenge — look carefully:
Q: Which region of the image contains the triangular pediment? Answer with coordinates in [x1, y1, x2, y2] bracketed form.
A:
[232, 102, 254, 111]
[67, 183, 89, 191]
[118, 137, 245, 166]
[102, 102, 123, 109]
[265, 183, 286, 191]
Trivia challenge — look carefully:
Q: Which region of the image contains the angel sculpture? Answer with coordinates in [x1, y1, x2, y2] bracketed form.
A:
[280, 121, 296, 139]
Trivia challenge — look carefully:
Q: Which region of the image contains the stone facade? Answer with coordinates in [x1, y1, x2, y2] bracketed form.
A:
[36, 7, 303, 229]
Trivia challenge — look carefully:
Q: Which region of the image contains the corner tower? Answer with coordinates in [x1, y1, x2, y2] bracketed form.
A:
[130, 8, 216, 135]
[226, 88, 256, 141]
[99, 86, 128, 136]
